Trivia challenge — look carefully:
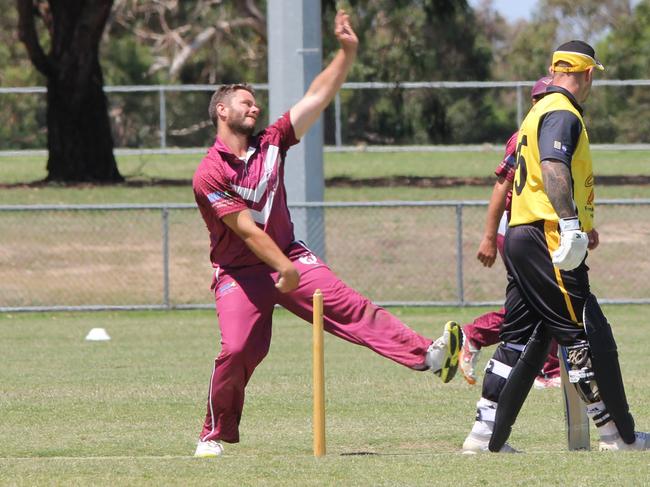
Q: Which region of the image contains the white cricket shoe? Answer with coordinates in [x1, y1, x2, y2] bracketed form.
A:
[194, 440, 224, 457]
[599, 431, 649, 451]
[461, 433, 519, 454]
[427, 321, 463, 383]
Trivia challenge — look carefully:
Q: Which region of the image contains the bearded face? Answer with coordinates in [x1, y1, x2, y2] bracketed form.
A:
[223, 90, 260, 136]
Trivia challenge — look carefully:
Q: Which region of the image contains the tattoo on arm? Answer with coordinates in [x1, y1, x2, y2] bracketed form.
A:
[541, 160, 577, 219]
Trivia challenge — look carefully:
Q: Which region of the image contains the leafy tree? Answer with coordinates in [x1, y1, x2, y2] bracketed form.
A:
[538, 0, 632, 44]
[100, 35, 165, 148]
[7, 0, 646, 155]
[105, 0, 267, 147]
[0, 2, 45, 150]
[594, 0, 650, 142]
[16, 0, 122, 182]
[478, 0, 640, 143]
[109, 0, 266, 83]
[323, 0, 504, 144]
[490, 0, 633, 80]
[108, 0, 504, 145]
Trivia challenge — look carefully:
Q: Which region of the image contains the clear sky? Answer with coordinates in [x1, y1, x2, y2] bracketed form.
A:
[468, 0, 538, 22]
[468, 0, 642, 22]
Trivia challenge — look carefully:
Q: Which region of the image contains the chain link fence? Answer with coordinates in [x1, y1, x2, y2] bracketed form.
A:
[3, 81, 650, 152]
[1, 200, 648, 312]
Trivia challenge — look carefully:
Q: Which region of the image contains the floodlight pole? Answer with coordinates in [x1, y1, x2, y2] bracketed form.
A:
[267, 0, 326, 260]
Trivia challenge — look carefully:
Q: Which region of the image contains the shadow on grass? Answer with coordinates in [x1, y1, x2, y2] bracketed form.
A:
[2, 174, 650, 190]
[339, 451, 380, 456]
[0, 178, 192, 189]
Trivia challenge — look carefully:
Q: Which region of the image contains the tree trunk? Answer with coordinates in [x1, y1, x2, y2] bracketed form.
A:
[17, 0, 122, 183]
[46, 58, 122, 182]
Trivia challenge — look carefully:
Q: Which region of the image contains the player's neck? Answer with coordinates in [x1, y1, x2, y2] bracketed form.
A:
[217, 128, 250, 157]
[551, 77, 581, 100]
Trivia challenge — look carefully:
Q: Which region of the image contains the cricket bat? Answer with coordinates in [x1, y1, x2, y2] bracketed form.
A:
[559, 345, 590, 450]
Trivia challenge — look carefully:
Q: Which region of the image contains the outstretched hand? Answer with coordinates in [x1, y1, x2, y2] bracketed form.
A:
[334, 10, 358, 53]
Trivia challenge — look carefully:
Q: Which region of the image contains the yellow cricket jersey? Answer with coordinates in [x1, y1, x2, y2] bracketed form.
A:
[510, 88, 595, 232]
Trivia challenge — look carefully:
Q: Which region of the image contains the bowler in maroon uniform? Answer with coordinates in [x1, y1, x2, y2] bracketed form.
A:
[192, 11, 463, 458]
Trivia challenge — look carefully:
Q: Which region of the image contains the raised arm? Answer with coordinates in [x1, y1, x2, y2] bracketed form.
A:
[222, 210, 299, 293]
[289, 10, 358, 140]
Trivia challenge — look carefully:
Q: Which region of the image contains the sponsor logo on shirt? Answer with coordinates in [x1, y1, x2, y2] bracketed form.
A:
[585, 174, 594, 187]
[208, 190, 236, 209]
[553, 140, 569, 153]
[298, 253, 318, 265]
[208, 190, 232, 202]
[218, 281, 238, 297]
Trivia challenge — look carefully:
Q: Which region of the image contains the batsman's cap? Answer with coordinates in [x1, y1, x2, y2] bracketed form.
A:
[552, 40, 604, 73]
[531, 76, 552, 99]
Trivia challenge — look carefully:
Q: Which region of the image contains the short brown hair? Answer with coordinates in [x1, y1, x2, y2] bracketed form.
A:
[208, 83, 255, 127]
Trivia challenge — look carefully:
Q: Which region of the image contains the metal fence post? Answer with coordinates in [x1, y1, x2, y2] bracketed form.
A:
[159, 87, 167, 150]
[456, 203, 465, 305]
[2, 80, 649, 156]
[2, 200, 649, 312]
[162, 207, 170, 308]
[516, 84, 523, 127]
[334, 92, 342, 147]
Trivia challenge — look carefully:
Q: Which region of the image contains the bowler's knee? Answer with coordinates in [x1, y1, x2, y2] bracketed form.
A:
[220, 340, 270, 367]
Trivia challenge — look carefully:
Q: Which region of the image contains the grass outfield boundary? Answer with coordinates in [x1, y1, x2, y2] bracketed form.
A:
[3, 143, 650, 157]
[1, 307, 649, 485]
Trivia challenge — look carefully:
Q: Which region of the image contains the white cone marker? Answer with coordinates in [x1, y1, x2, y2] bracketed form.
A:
[85, 328, 111, 341]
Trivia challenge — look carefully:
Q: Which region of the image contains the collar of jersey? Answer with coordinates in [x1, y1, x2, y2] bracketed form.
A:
[213, 136, 258, 164]
[542, 86, 584, 115]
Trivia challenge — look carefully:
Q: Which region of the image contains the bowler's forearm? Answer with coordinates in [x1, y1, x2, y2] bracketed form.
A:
[290, 48, 356, 139]
[222, 210, 294, 274]
[242, 231, 294, 274]
[305, 48, 356, 102]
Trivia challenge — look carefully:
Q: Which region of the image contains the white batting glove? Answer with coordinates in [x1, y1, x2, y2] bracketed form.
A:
[552, 217, 588, 271]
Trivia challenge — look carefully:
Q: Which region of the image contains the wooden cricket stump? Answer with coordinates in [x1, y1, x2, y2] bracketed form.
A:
[312, 289, 326, 457]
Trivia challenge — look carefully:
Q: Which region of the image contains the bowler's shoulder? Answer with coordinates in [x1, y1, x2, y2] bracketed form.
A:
[257, 112, 296, 145]
[193, 150, 229, 189]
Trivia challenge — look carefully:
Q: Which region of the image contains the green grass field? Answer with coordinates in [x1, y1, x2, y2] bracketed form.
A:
[1, 306, 649, 486]
[2, 150, 650, 204]
[2, 151, 650, 484]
